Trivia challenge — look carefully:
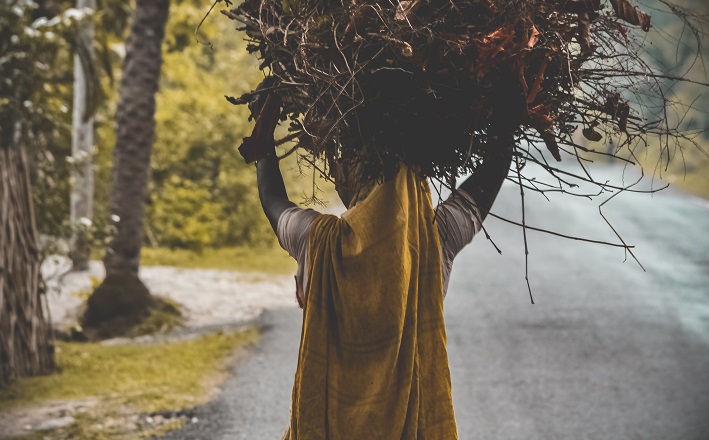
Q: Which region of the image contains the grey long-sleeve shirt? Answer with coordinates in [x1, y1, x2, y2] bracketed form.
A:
[277, 189, 481, 307]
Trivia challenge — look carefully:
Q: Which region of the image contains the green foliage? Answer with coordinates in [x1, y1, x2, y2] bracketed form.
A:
[147, 1, 273, 249]
[0, 1, 78, 241]
[148, 177, 227, 249]
[92, 1, 315, 252]
[11, 0, 334, 258]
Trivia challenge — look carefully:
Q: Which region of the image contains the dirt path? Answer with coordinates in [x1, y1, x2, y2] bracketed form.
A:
[43, 258, 299, 332]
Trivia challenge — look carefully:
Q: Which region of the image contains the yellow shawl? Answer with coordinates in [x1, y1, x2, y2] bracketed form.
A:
[284, 165, 457, 439]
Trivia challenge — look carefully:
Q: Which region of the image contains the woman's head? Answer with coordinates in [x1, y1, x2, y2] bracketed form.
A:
[331, 156, 400, 209]
[332, 159, 374, 209]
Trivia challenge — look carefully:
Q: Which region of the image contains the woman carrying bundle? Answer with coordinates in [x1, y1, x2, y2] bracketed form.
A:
[246, 92, 515, 439]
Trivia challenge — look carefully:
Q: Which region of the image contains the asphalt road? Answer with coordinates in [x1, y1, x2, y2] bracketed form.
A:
[161, 165, 709, 440]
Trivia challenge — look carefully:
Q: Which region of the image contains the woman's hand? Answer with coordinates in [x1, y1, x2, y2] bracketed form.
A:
[239, 93, 282, 163]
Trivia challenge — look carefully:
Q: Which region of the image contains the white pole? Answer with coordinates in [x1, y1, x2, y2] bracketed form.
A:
[70, 0, 96, 271]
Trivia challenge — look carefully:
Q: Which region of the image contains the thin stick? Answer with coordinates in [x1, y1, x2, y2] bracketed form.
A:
[515, 154, 534, 305]
[486, 211, 635, 250]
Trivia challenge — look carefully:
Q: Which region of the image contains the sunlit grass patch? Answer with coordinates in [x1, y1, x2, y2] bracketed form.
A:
[0, 328, 258, 438]
[140, 246, 296, 274]
[0, 328, 258, 411]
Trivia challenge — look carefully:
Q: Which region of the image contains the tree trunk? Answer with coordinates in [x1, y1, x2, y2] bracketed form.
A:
[83, 0, 170, 338]
[0, 123, 55, 386]
[70, 0, 97, 272]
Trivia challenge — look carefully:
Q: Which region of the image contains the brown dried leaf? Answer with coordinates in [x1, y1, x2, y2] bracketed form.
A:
[528, 104, 561, 160]
[529, 104, 555, 130]
[603, 94, 631, 132]
[618, 104, 630, 132]
[527, 25, 540, 48]
[477, 27, 516, 60]
[395, 0, 420, 22]
[577, 13, 593, 54]
[399, 41, 413, 57]
[618, 24, 628, 40]
[610, 0, 651, 31]
[582, 127, 603, 142]
[238, 94, 282, 163]
[527, 55, 549, 104]
[541, 130, 562, 161]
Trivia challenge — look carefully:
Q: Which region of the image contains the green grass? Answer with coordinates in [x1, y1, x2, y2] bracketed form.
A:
[0, 328, 258, 413]
[139, 246, 296, 274]
[129, 296, 184, 337]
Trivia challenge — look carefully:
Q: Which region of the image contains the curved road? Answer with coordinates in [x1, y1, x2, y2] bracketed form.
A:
[162, 165, 709, 440]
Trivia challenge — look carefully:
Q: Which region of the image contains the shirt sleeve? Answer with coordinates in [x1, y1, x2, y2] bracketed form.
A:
[435, 189, 482, 260]
[435, 189, 482, 296]
[276, 207, 321, 265]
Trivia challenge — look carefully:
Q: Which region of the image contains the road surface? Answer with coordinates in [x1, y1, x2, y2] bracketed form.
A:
[161, 165, 709, 440]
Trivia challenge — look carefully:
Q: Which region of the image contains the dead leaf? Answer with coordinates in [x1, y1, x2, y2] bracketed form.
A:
[610, 0, 651, 31]
[399, 41, 413, 57]
[476, 27, 515, 62]
[527, 25, 540, 48]
[577, 13, 593, 54]
[541, 130, 562, 161]
[238, 94, 282, 163]
[618, 104, 630, 132]
[618, 24, 628, 40]
[527, 55, 550, 104]
[603, 94, 631, 132]
[529, 104, 555, 130]
[395, 0, 420, 22]
[582, 127, 603, 142]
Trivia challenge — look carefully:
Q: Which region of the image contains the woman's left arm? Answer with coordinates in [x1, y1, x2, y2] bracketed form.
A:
[239, 93, 296, 234]
[257, 154, 296, 234]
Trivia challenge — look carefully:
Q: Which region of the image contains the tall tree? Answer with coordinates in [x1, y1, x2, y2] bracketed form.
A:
[0, 130, 55, 386]
[83, 0, 170, 338]
[70, 0, 97, 271]
[0, 0, 65, 385]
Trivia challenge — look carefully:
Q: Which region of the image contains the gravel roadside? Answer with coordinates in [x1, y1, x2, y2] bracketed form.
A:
[42, 257, 300, 333]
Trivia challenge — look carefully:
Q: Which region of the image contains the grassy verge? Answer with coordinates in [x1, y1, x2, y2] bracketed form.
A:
[139, 246, 296, 274]
[666, 170, 709, 200]
[0, 328, 258, 439]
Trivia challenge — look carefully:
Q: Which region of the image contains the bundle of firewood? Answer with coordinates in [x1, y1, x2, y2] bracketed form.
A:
[223, 0, 693, 185]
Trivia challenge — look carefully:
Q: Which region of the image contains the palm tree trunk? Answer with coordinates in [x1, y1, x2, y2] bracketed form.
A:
[83, 0, 170, 338]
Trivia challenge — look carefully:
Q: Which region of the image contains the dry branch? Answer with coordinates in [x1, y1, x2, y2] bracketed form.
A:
[219, 0, 706, 189]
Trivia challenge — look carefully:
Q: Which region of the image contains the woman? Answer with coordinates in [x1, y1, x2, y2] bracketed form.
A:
[248, 93, 512, 439]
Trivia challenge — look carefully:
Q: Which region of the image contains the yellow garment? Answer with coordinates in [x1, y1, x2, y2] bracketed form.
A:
[284, 165, 458, 439]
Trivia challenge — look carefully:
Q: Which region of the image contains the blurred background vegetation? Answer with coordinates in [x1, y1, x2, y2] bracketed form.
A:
[32, 0, 324, 262]
[631, 0, 709, 197]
